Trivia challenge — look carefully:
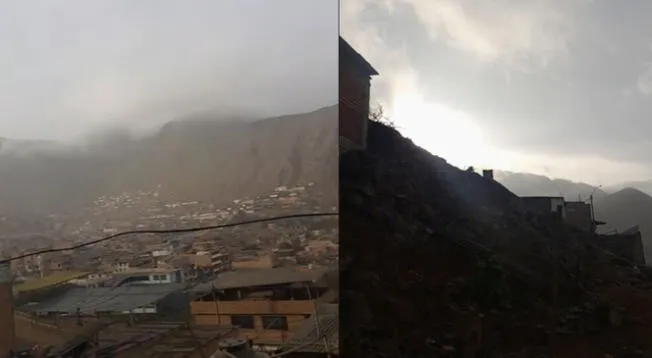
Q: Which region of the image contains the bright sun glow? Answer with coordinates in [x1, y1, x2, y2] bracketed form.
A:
[379, 70, 652, 185]
[386, 91, 652, 185]
[390, 90, 514, 170]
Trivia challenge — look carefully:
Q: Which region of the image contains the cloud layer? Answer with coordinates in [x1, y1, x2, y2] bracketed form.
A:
[0, 0, 337, 141]
[342, 0, 652, 183]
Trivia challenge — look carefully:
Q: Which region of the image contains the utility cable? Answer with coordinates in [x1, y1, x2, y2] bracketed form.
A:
[1, 212, 338, 264]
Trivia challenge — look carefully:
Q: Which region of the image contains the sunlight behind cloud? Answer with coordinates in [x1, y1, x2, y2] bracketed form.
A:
[343, 0, 652, 185]
[390, 89, 516, 170]
[387, 86, 652, 186]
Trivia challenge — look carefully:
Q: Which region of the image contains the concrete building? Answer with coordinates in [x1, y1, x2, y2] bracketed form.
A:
[111, 267, 185, 286]
[17, 284, 189, 318]
[190, 249, 232, 276]
[521, 196, 566, 219]
[339, 37, 378, 152]
[565, 201, 595, 233]
[113, 261, 131, 273]
[232, 254, 276, 270]
[189, 268, 331, 351]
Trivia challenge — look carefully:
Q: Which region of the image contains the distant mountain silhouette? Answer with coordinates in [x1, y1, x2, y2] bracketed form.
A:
[605, 180, 652, 196]
[0, 105, 338, 215]
[495, 170, 607, 201]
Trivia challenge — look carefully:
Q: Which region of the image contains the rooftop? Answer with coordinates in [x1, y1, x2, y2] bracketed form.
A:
[18, 283, 185, 314]
[339, 36, 379, 77]
[190, 267, 328, 293]
[15, 271, 90, 294]
[120, 267, 180, 274]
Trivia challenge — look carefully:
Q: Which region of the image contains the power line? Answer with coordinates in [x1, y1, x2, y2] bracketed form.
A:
[1, 212, 338, 264]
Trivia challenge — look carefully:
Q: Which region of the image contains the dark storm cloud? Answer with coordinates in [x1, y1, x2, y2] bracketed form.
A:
[343, 0, 652, 164]
[0, 0, 337, 141]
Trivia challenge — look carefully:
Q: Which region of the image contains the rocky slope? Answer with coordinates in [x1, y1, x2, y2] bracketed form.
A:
[340, 120, 652, 357]
[0, 105, 337, 215]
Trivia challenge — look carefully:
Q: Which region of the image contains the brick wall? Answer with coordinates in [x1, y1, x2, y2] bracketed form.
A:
[339, 64, 371, 150]
[0, 263, 15, 356]
[191, 300, 315, 345]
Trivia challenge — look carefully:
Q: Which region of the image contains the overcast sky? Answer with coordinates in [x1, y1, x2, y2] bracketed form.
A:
[0, 0, 337, 141]
[342, 0, 652, 185]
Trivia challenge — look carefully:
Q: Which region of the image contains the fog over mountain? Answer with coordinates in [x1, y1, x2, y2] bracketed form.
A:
[0, 0, 337, 141]
[0, 105, 338, 215]
[495, 170, 652, 200]
[0, 1, 339, 217]
[494, 170, 608, 201]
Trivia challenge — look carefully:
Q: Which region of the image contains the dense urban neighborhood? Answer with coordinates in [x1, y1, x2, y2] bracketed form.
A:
[1, 183, 338, 358]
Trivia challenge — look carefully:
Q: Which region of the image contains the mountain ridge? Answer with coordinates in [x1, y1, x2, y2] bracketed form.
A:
[0, 105, 338, 215]
[494, 170, 609, 200]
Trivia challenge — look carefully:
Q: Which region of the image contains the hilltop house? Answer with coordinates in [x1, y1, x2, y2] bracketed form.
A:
[339, 37, 378, 152]
[521, 196, 566, 219]
[565, 201, 594, 233]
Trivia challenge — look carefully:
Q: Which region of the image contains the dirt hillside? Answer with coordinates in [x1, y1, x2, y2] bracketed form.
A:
[340, 120, 652, 357]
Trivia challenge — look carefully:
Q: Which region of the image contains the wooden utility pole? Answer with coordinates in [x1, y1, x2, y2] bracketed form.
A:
[548, 229, 560, 357]
[306, 286, 330, 358]
[211, 282, 221, 325]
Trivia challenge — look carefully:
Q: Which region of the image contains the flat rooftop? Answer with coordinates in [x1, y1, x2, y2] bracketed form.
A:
[18, 283, 185, 314]
[190, 267, 328, 293]
[15, 271, 90, 294]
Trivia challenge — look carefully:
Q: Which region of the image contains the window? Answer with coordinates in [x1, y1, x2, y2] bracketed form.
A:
[230, 315, 255, 329]
[261, 315, 289, 331]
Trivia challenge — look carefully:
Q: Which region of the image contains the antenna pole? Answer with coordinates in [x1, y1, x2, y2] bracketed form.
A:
[590, 194, 596, 234]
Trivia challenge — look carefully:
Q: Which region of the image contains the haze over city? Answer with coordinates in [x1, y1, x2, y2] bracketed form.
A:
[0, 2, 339, 356]
[342, 0, 652, 185]
[0, 0, 337, 142]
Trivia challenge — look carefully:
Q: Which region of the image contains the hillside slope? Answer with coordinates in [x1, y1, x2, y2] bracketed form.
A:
[0, 105, 338, 214]
[341, 120, 652, 357]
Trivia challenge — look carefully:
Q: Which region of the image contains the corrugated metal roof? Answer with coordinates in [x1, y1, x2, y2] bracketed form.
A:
[189, 268, 328, 293]
[18, 283, 184, 314]
[15, 271, 90, 293]
[281, 304, 338, 354]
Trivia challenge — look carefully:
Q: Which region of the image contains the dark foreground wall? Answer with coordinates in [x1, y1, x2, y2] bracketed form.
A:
[595, 231, 646, 266]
